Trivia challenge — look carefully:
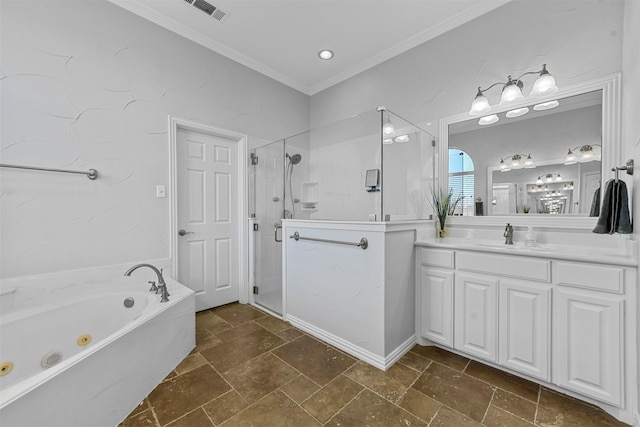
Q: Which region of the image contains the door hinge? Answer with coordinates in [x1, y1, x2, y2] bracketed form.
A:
[250, 153, 258, 165]
[253, 223, 259, 231]
[431, 139, 436, 147]
[253, 286, 259, 295]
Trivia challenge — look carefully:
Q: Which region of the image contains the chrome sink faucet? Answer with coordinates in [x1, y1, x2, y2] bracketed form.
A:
[124, 263, 170, 302]
[504, 223, 514, 245]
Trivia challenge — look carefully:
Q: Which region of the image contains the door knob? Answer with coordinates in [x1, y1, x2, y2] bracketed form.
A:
[178, 229, 194, 236]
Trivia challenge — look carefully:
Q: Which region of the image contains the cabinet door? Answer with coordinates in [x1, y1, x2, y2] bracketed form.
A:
[499, 280, 551, 381]
[553, 288, 623, 406]
[454, 273, 498, 362]
[418, 266, 454, 347]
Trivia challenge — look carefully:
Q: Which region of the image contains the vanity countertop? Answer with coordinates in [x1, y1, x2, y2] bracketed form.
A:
[415, 238, 637, 267]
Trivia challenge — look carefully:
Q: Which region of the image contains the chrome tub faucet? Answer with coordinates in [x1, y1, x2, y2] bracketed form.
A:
[124, 263, 170, 302]
[504, 223, 514, 245]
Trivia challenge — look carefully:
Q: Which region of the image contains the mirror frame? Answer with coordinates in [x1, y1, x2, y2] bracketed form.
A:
[438, 73, 620, 229]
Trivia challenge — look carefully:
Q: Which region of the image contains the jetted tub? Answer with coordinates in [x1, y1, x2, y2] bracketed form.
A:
[0, 272, 195, 427]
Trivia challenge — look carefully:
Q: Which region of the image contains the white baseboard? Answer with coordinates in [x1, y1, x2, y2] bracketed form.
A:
[634, 412, 640, 427]
[286, 314, 416, 371]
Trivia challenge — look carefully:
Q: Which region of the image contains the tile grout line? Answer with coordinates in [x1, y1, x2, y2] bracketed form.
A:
[534, 384, 542, 425]
[480, 386, 497, 425]
[321, 387, 368, 426]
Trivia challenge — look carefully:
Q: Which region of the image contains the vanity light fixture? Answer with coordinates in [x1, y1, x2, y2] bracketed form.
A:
[537, 173, 563, 184]
[318, 49, 334, 60]
[394, 134, 410, 143]
[500, 153, 535, 171]
[468, 64, 558, 116]
[564, 144, 601, 164]
[383, 138, 394, 145]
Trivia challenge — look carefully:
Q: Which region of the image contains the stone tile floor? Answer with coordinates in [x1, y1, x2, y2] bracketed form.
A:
[120, 303, 629, 427]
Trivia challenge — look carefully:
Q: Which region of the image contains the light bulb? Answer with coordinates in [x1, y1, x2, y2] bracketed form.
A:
[536, 176, 543, 185]
[556, 174, 562, 181]
[383, 138, 394, 145]
[511, 155, 521, 167]
[546, 174, 553, 183]
[394, 134, 409, 143]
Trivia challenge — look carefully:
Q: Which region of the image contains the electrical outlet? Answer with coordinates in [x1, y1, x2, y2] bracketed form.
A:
[156, 185, 166, 198]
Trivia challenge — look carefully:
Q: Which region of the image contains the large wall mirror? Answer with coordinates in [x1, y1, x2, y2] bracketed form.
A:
[438, 74, 620, 228]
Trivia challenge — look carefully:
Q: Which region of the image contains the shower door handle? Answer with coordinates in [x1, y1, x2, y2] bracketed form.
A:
[274, 226, 282, 243]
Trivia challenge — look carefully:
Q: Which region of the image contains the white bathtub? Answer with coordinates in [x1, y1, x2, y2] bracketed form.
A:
[0, 272, 195, 427]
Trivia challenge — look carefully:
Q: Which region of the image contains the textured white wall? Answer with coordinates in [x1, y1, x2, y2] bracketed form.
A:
[309, 0, 624, 130]
[620, 0, 640, 419]
[0, 0, 309, 279]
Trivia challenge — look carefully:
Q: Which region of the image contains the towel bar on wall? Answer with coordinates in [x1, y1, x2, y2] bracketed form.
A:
[0, 163, 98, 180]
[289, 231, 368, 250]
[611, 159, 633, 182]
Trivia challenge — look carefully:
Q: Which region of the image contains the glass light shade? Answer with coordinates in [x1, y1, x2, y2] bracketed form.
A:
[394, 134, 409, 143]
[533, 100, 559, 111]
[382, 118, 395, 136]
[556, 174, 562, 181]
[506, 107, 529, 118]
[536, 177, 543, 185]
[530, 74, 558, 98]
[546, 174, 553, 182]
[580, 145, 594, 160]
[564, 149, 577, 165]
[499, 83, 524, 106]
[382, 138, 394, 145]
[524, 154, 535, 168]
[511, 155, 521, 167]
[499, 159, 508, 170]
[478, 114, 499, 125]
[469, 94, 491, 116]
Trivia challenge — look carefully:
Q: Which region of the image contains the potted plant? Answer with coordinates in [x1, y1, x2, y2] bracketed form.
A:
[429, 187, 464, 238]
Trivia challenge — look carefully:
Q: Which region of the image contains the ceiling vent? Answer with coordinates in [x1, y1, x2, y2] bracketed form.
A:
[183, 0, 227, 22]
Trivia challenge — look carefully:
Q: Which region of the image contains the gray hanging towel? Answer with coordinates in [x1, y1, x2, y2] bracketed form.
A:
[589, 186, 600, 217]
[593, 179, 632, 234]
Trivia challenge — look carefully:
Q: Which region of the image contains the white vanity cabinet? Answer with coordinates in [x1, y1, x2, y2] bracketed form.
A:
[552, 261, 626, 406]
[454, 273, 498, 363]
[416, 245, 635, 413]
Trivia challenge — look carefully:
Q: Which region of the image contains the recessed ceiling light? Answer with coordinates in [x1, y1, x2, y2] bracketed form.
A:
[318, 49, 334, 60]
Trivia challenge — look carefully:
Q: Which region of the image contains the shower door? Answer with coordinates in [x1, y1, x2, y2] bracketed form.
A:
[252, 141, 285, 315]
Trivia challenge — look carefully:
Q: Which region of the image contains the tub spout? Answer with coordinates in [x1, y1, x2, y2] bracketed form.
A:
[124, 264, 170, 302]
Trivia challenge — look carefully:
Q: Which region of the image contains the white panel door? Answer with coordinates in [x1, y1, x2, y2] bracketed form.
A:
[499, 280, 551, 381]
[177, 128, 239, 311]
[553, 287, 623, 406]
[418, 266, 454, 347]
[454, 273, 498, 362]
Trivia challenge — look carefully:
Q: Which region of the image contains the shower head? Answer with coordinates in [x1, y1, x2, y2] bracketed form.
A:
[286, 153, 302, 165]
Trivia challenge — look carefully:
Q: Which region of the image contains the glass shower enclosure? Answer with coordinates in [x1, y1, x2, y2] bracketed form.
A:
[250, 107, 435, 315]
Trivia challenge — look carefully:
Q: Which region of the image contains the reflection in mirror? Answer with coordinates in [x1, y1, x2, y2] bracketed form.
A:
[448, 90, 602, 216]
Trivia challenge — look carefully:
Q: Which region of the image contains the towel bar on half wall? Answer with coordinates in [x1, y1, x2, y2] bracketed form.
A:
[289, 231, 368, 250]
[0, 163, 98, 180]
